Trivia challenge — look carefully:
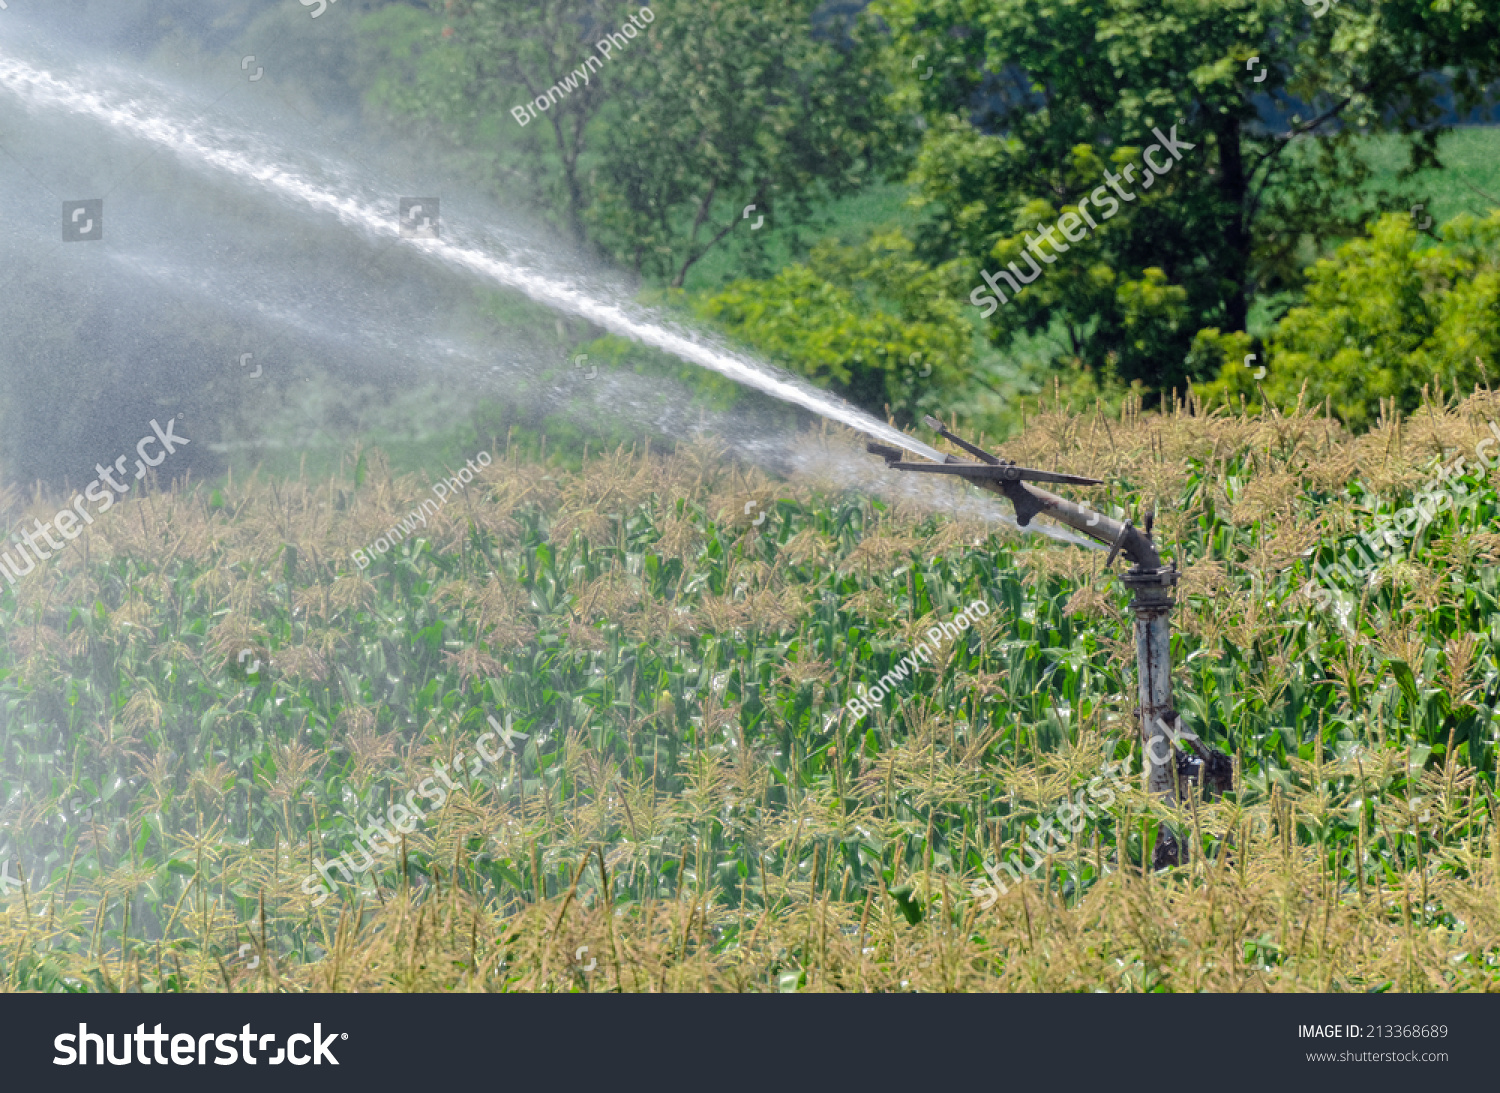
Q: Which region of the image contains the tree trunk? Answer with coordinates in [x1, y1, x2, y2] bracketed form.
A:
[1215, 114, 1250, 334]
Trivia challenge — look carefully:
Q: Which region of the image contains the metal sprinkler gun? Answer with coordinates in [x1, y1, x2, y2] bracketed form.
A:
[868, 416, 1230, 867]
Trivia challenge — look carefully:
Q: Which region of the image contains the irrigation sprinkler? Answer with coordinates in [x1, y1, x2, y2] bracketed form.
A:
[868, 416, 1230, 866]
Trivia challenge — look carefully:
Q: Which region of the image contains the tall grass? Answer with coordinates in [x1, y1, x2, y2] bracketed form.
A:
[1, 383, 1498, 992]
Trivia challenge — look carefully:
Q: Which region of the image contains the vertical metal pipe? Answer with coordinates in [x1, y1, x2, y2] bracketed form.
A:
[1122, 565, 1183, 865]
[1122, 567, 1180, 794]
[1134, 603, 1176, 797]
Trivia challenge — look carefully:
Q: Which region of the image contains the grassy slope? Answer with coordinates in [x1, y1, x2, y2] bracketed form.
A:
[2, 391, 1499, 991]
[1360, 126, 1500, 226]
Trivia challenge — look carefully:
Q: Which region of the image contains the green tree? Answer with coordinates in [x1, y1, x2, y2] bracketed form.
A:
[358, 0, 630, 245]
[874, 0, 1500, 393]
[588, 0, 896, 287]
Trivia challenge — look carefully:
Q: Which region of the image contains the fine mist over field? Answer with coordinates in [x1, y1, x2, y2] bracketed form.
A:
[0, 2, 964, 511]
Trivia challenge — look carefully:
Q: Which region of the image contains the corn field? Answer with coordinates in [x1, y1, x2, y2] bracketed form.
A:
[2, 384, 1499, 992]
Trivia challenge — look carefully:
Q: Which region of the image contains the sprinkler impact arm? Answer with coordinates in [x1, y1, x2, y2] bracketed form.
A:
[868, 418, 1160, 569]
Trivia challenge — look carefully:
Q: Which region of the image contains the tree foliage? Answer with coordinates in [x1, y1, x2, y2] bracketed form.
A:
[358, 0, 629, 244]
[692, 229, 973, 423]
[345, 0, 1500, 432]
[588, 0, 894, 287]
[355, 0, 894, 283]
[1197, 211, 1500, 430]
[874, 0, 1500, 393]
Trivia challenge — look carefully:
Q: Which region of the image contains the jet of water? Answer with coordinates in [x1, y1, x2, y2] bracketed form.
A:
[0, 48, 946, 466]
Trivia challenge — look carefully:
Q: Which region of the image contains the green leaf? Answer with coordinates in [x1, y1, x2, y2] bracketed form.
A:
[1387, 659, 1419, 710]
[889, 883, 924, 925]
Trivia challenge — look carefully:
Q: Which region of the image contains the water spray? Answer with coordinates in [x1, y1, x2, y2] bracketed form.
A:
[0, 46, 941, 468]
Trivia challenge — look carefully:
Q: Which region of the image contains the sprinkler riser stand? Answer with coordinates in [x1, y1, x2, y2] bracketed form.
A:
[866, 426, 1218, 866]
